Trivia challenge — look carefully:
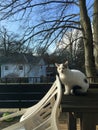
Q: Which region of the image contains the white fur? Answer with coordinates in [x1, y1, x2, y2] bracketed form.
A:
[55, 62, 89, 95]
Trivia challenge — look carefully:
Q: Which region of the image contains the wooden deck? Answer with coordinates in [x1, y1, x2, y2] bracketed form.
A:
[0, 117, 68, 130]
[59, 112, 80, 130]
[59, 120, 98, 130]
[0, 120, 78, 130]
[0, 116, 98, 130]
[0, 112, 76, 130]
[59, 113, 98, 130]
[0, 111, 98, 130]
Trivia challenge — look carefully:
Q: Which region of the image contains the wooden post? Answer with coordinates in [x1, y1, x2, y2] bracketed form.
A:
[67, 112, 76, 130]
[80, 113, 96, 130]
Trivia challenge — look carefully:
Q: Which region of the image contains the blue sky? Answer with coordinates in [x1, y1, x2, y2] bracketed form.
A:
[1, 20, 21, 34]
[0, 0, 93, 33]
[0, 0, 94, 53]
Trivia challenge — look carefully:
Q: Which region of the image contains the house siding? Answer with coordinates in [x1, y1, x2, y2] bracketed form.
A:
[1, 64, 29, 78]
[0, 54, 47, 83]
[30, 59, 45, 75]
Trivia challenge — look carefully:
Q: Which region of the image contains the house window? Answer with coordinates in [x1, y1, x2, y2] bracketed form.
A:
[19, 65, 23, 70]
[5, 66, 8, 70]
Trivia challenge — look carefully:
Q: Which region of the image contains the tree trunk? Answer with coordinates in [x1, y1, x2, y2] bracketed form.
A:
[93, 0, 98, 71]
[79, 0, 96, 77]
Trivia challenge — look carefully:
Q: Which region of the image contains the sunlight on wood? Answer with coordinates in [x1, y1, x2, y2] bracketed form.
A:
[59, 122, 98, 130]
[96, 125, 98, 130]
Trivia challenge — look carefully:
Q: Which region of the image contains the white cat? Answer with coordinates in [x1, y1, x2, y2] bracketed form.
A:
[55, 61, 89, 95]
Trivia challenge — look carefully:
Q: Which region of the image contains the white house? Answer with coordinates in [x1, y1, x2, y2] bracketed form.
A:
[0, 53, 47, 83]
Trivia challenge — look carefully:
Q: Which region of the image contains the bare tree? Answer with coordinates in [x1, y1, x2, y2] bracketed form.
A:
[0, 27, 28, 55]
[79, 0, 96, 77]
[0, 0, 97, 77]
[93, 0, 98, 71]
[0, 0, 80, 51]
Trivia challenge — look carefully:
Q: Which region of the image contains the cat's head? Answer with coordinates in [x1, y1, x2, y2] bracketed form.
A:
[55, 61, 69, 74]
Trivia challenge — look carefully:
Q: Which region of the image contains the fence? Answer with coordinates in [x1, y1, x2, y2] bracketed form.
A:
[0, 76, 55, 84]
[87, 76, 98, 83]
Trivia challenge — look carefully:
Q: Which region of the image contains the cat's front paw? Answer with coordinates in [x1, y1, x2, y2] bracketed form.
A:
[64, 91, 70, 95]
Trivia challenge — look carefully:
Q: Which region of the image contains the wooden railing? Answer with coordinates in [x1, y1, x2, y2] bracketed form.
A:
[61, 83, 98, 130]
[0, 83, 98, 130]
[0, 83, 52, 109]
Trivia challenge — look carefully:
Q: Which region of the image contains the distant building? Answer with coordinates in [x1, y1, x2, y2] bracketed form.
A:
[0, 53, 46, 83]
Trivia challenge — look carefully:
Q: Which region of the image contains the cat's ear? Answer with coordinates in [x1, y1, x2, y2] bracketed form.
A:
[55, 63, 60, 67]
[64, 61, 68, 68]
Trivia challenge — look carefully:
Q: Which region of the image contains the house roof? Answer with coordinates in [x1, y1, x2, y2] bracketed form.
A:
[0, 53, 43, 65]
